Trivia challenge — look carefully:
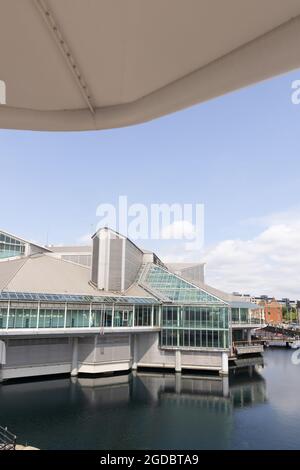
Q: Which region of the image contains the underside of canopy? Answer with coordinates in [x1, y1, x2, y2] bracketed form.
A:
[1, 0, 300, 131]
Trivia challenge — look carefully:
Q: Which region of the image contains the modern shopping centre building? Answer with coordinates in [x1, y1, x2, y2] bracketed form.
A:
[0, 228, 264, 381]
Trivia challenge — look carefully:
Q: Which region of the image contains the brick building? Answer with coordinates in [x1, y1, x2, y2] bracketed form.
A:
[260, 298, 283, 324]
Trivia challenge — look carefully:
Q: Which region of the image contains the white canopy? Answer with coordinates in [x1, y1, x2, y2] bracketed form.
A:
[1, 0, 300, 131]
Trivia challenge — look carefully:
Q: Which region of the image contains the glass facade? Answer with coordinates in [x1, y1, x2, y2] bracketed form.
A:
[139, 265, 231, 350]
[135, 306, 152, 326]
[162, 329, 229, 349]
[0, 233, 25, 259]
[160, 305, 229, 349]
[39, 307, 65, 328]
[0, 301, 158, 329]
[231, 307, 262, 325]
[114, 308, 133, 327]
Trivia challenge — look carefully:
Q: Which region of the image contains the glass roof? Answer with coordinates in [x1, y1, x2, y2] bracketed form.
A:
[141, 264, 226, 304]
[0, 291, 158, 305]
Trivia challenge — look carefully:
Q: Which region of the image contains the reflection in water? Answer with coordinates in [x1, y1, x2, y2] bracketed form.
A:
[0, 350, 298, 449]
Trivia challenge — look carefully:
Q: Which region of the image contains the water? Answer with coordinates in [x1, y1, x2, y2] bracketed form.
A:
[0, 349, 299, 450]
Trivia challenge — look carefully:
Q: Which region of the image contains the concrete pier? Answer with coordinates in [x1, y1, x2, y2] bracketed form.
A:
[220, 352, 229, 376]
[71, 337, 79, 377]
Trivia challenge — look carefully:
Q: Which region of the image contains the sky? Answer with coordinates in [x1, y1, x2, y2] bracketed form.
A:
[1, 69, 300, 299]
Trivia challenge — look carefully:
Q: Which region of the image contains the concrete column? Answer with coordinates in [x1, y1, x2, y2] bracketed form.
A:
[64, 303, 67, 329]
[175, 350, 182, 373]
[6, 301, 10, 330]
[93, 335, 98, 362]
[132, 334, 138, 370]
[247, 329, 252, 344]
[36, 302, 40, 329]
[220, 352, 229, 376]
[71, 337, 79, 377]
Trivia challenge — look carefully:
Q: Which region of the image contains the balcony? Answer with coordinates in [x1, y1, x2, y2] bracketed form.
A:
[232, 341, 264, 356]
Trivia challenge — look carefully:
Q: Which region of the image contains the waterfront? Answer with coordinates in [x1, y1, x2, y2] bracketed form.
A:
[0, 349, 299, 450]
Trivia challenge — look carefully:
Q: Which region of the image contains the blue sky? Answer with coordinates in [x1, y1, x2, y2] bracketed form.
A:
[1, 69, 300, 297]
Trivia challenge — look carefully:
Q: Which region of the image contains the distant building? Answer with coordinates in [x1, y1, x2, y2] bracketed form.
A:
[297, 301, 300, 324]
[259, 298, 283, 324]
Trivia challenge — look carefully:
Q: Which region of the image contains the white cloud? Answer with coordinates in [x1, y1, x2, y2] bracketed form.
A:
[203, 220, 300, 299]
[242, 206, 300, 228]
[159, 209, 300, 299]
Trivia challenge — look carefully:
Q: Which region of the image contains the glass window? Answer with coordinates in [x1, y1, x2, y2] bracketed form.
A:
[0, 232, 26, 259]
[160, 306, 229, 350]
[114, 308, 133, 327]
[231, 308, 239, 322]
[240, 308, 249, 323]
[0, 307, 8, 328]
[135, 306, 151, 326]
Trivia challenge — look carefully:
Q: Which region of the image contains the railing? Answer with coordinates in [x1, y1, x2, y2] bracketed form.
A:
[263, 325, 300, 339]
[0, 426, 16, 450]
[231, 319, 264, 325]
[232, 340, 264, 356]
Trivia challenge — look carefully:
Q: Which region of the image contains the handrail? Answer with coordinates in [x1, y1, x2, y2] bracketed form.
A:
[0, 425, 16, 450]
[233, 337, 300, 347]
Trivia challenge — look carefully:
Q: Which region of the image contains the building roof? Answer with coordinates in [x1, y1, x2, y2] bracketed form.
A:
[167, 263, 205, 271]
[138, 263, 227, 304]
[124, 282, 153, 298]
[47, 245, 92, 253]
[1, 1, 300, 131]
[169, 269, 259, 308]
[0, 229, 51, 253]
[0, 254, 97, 295]
[230, 301, 260, 310]
[0, 290, 158, 305]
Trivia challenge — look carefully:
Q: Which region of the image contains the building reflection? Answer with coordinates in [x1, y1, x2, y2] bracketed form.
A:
[0, 360, 267, 450]
[76, 360, 267, 412]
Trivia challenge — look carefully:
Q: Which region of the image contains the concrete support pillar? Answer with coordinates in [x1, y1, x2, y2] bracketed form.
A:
[132, 334, 138, 370]
[220, 352, 229, 376]
[247, 329, 252, 343]
[93, 335, 98, 362]
[175, 350, 182, 373]
[71, 337, 79, 377]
